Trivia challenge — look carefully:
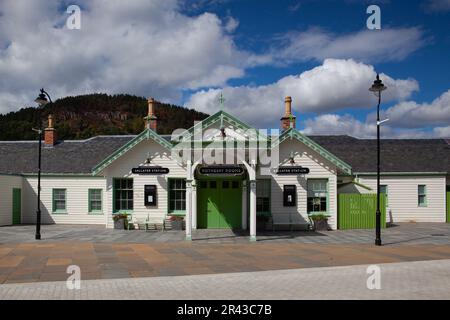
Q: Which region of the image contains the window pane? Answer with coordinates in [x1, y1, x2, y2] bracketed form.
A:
[169, 179, 186, 212]
[114, 179, 134, 211]
[418, 185, 426, 195]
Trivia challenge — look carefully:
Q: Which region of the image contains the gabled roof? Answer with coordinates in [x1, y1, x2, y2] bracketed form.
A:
[274, 128, 353, 175]
[172, 110, 267, 143]
[0, 130, 448, 176]
[309, 135, 450, 174]
[91, 128, 172, 175]
[0, 136, 134, 175]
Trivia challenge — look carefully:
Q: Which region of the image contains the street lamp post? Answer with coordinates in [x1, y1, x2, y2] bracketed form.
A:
[33, 88, 52, 240]
[369, 74, 387, 246]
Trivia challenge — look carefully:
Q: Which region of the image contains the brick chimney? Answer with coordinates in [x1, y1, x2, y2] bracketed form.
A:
[280, 96, 296, 130]
[144, 97, 158, 131]
[44, 114, 57, 146]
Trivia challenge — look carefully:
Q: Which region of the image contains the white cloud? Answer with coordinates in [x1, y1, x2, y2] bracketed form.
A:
[302, 114, 450, 139]
[273, 27, 426, 64]
[302, 114, 377, 138]
[187, 59, 419, 128]
[302, 89, 450, 139]
[224, 16, 239, 33]
[384, 89, 450, 128]
[0, 0, 254, 113]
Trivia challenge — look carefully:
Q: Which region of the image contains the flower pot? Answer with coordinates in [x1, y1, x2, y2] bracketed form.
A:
[114, 218, 125, 230]
[170, 220, 185, 230]
[313, 219, 329, 231]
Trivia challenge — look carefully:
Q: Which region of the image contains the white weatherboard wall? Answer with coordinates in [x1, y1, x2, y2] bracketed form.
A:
[260, 139, 338, 230]
[358, 175, 447, 223]
[0, 175, 23, 226]
[22, 176, 107, 225]
[102, 138, 186, 229]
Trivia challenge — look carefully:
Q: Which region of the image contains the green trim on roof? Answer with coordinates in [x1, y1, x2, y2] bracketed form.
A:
[92, 129, 172, 175]
[273, 128, 352, 175]
[173, 110, 268, 143]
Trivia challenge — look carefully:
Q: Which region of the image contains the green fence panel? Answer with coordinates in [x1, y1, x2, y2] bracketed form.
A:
[446, 192, 450, 223]
[338, 193, 386, 230]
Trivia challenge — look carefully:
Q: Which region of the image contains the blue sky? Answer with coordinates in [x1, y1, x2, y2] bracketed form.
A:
[0, 0, 449, 138]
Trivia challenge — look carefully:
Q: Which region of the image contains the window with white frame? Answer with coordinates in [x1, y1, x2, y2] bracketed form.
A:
[169, 179, 186, 212]
[52, 189, 67, 213]
[418, 185, 427, 207]
[380, 185, 388, 206]
[307, 179, 328, 213]
[89, 189, 102, 213]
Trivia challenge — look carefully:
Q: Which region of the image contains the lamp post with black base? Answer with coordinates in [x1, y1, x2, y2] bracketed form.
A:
[33, 88, 53, 240]
[369, 75, 387, 246]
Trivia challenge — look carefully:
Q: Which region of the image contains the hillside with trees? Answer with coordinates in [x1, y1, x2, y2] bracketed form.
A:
[0, 94, 209, 140]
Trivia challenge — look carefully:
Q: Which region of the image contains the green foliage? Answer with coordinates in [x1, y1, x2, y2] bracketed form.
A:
[0, 93, 209, 140]
[309, 213, 329, 221]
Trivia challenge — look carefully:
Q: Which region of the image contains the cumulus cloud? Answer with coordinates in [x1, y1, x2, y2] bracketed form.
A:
[302, 114, 450, 139]
[303, 90, 450, 139]
[0, 0, 255, 113]
[187, 59, 419, 128]
[273, 27, 427, 64]
[384, 89, 450, 128]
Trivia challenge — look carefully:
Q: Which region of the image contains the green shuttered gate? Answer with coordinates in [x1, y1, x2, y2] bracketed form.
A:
[197, 179, 242, 229]
[338, 194, 386, 230]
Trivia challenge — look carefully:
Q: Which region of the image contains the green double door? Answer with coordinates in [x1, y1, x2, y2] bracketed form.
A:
[197, 179, 242, 229]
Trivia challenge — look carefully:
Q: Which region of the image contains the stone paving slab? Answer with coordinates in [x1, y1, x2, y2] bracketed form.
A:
[1, 259, 449, 300]
[1, 223, 449, 245]
[0, 240, 450, 284]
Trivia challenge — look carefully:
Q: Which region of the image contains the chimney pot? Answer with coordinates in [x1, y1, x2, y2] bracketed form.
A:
[280, 96, 296, 130]
[145, 97, 158, 131]
[44, 114, 57, 146]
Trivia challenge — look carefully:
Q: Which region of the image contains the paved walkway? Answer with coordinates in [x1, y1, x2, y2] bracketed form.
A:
[1, 223, 449, 245]
[1, 240, 450, 284]
[1, 260, 449, 300]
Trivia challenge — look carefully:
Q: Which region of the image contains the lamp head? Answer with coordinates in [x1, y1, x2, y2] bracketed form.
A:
[34, 89, 49, 107]
[369, 74, 387, 93]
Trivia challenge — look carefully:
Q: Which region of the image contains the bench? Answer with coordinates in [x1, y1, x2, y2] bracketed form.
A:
[271, 213, 311, 231]
[127, 214, 166, 231]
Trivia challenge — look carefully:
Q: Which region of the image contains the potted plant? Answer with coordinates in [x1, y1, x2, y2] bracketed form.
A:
[113, 213, 129, 230]
[168, 215, 185, 230]
[310, 214, 329, 231]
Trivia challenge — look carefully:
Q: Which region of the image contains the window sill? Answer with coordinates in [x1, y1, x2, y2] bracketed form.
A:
[112, 211, 133, 215]
[89, 211, 104, 215]
[168, 211, 186, 216]
[52, 211, 67, 215]
[308, 212, 331, 217]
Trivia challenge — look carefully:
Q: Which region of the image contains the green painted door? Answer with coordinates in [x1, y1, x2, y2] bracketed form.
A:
[197, 179, 242, 229]
[12, 188, 21, 225]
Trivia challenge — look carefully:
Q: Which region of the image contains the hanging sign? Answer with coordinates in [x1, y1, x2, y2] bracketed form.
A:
[199, 165, 244, 176]
[275, 166, 310, 175]
[131, 166, 170, 175]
